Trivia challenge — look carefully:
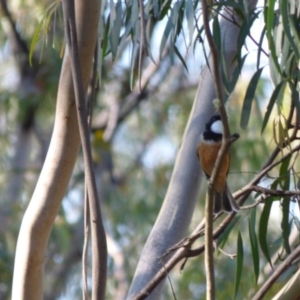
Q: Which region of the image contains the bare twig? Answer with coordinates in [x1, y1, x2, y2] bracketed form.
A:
[83, 42, 99, 300]
[204, 188, 215, 299]
[82, 189, 90, 300]
[234, 143, 300, 200]
[201, 0, 234, 297]
[62, 1, 107, 299]
[244, 185, 300, 197]
[213, 241, 236, 259]
[252, 244, 300, 300]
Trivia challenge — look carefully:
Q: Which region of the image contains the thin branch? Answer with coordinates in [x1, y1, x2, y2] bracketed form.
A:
[161, 261, 178, 300]
[204, 189, 215, 299]
[248, 33, 269, 58]
[87, 44, 99, 127]
[201, 1, 218, 296]
[252, 244, 300, 300]
[82, 189, 90, 300]
[214, 241, 236, 259]
[234, 144, 300, 200]
[82, 46, 98, 300]
[201, 1, 236, 298]
[186, 212, 236, 257]
[239, 194, 269, 210]
[245, 185, 300, 197]
[62, 1, 107, 299]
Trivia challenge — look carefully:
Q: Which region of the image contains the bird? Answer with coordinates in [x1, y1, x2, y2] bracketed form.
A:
[196, 115, 240, 213]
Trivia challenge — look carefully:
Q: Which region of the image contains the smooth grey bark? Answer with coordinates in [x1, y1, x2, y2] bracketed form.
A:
[127, 3, 257, 299]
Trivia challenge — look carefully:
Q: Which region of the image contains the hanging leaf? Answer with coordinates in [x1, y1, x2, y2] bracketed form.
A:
[153, 0, 160, 18]
[279, 156, 291, 189]
[237, 10, 260, 53]
[174, 45, 188, 72]
[218, 216, 241, 249]
[159, 8, 175, 59]
[265, 0, 282, 76]
[256, 26, 266, 70]
[281, 197, 291, 255]
[30, 20, 44, 66]
[159, 0, 172, 20]
[130, 45, 138, 90]
[176, 2, 185, 38]
[234, 232, 244, 299]
[223, 54, 247, 95]
[280, 0, 300, 59]
[274, 15, 283, 57]
[258, 197, 274, 268]
[101, 14, 111, 58]
[289, 81, 300, 123]
[185, 0, 194, 44]
[240, 67, 264, 129]
[293, 216, 300, 230]
[212, 16, 221, 54]
[110, 0, 123, 60]
[279, 155, 291, 254]
[261, 81, 286, 133]
[248, 208, 259, 284]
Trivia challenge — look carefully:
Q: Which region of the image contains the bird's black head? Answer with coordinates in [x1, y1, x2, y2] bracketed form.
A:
[203, 115, 223, 142]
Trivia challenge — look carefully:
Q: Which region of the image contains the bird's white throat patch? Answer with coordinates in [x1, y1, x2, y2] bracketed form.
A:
[211, 120, 223, 134]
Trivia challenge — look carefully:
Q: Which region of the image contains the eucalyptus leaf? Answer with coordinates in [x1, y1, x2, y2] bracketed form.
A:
[174, 45, 188, 72]
[265, 0, 282, 76]
[289, 81, 300, 123]
[279, 156, 291, 254]
[256, 25, 266, 70]
[261, 81, 286, 133]
[240, 67, 264, 129]
[110, 0, 123, 60]
[185, 0, 194, 44]
[258, 197, 274, 268]
[249, 208, 259, 284]
[234, 232, 244, 299]
[30, 19, 44, 66]
[280, 0, 300, 59]
[218, 216, 241, 249]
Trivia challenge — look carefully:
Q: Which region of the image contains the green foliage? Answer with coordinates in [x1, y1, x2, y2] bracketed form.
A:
[29, 0, 62, 64]
[240, 67, 264, 129]
[248, 208, 259, 284]
[259, 196, 274, 268]
[279, 156, 292, 254]
[234, 232, 244, 299]
[261, 81, 286, 133]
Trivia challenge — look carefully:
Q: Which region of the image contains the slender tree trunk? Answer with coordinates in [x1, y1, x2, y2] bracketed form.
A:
[11, 1, 101, 299]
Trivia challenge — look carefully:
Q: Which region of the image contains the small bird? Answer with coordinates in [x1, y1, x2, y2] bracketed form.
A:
[196, 115, 240, 213]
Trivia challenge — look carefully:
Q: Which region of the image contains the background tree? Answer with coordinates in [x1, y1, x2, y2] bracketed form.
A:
[0, 0, 300, 299]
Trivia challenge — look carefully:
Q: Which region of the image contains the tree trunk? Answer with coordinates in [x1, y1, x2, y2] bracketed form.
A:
[11, 0, 101, 299]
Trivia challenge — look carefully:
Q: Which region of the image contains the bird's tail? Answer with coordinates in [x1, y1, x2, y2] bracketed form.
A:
[214, 184, 240, 214]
